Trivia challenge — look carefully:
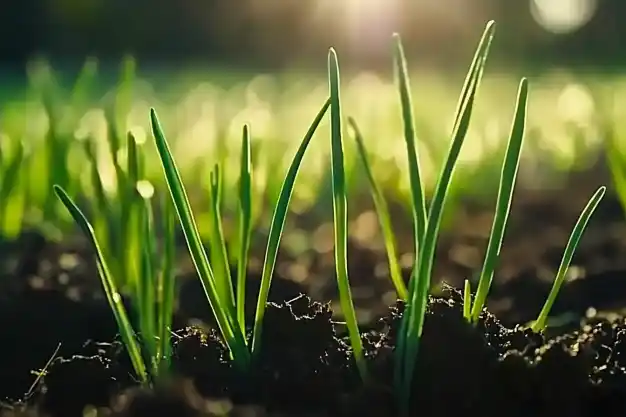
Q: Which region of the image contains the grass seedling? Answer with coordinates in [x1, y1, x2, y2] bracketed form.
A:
[56, 130, 179, 381]
[348, 117, 407, 300]
[251, 98, 330, 355]
[150, 98, 331, 365]
[393, 33, 427, 292]
[236, 125, 253, 336]
[53, 185, 148, 383]
[328, 48, 367, 381]
[207, 163, 236, 319]
[395, 21, 495, 412]
[157, 195, 177, 374]
[531, 185, 606, 332]
[151, 109, 250, 369]
[467, 78, 529, 323]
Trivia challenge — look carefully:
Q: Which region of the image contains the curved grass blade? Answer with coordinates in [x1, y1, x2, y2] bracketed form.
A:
[348, 117, 407, 300]
[395, 20, 496, 412]
[208, 164, 236, 320]
[469, 78, 529, 323]
[236, 125, 253, 336]
[53, 185, 147, 383]
[251, 98, 330, 355]
[328, 48, 366, 380]
[150, 109, 250, 368]
[158, 195, 176, 375]
[392, 33, 427, 288]
[531, 186, 606, 332]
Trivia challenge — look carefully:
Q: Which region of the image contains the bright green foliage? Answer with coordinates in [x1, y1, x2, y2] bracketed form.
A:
[469, 78, 529, 323]
[394, 21, 496, 411]
[532, 186, 606, 332]
[328, 48, 367, 381]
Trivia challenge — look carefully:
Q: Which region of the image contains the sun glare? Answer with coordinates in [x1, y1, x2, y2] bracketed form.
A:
[314, 0, 401, 57]
[530, 0, 598, 34]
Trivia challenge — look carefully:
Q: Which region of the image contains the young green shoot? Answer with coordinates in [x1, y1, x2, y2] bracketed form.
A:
[157, 195, 177, 375]
[208, 164, 236, 320]
[138, 186, 158, 374]
[236, 125, 253, 336]
[328, 48, 367, 381]
[251, 98, 330, 355]
[348, 117, 407, 299]
[531, 185, 606, 332]
[468, 78, 529, 323]
[395, 21, 496, 411]
[392, 33, 427, 292]
[463, 279, 471, 319]
[53, 185, 148, 383]
[150, 109, 250, 369]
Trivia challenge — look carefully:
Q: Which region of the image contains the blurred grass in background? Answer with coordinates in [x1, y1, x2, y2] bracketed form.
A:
[0, 56, 619, 242]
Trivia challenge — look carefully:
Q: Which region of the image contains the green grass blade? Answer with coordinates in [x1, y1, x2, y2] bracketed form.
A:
[395, 21, 495, 411]
[0, 140, 24, 206]
[82, 138, 112, 262]
[140, 195, 158, 375]
[150, 109, 250, 368]
[236, 125, 253, 336]
[327, 48, 366, 380]
[158, 195, 177, 375]
[251, 98, 330, 355]
[53, 185, 148, 383]
[208, 164, 236, 320]
[463, 279, 471, 320]
[452, 20, 496, 131]
[348, 117, 407, 299]
[531, 186, 606, 332]
[469, 78, 529, 323]
[392, 33, 427, 289]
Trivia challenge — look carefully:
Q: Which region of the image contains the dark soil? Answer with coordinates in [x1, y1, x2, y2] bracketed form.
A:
[3, 286, 626, 417]
[2, 171, 626, 416]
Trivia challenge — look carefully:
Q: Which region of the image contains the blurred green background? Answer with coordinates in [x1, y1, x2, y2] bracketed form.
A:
[0, 0, 619, 71]
[0, 0, 622, 242]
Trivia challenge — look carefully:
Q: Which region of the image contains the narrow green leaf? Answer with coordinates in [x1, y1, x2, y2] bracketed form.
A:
[463, 279, 471, 320]
[150, 109, 250, 368]
[158, 194, 177, 374]
[251, 98, 330, 355]
[327, 48, 366, 380]
[53, 185, 147, 383]
[236, 125, 253, 336]
[392, 33, 427, 291]
[348, 117, 407, 299]
[208, 163, 236, 321]
[532, 186, 606, 332]
[470, 78, 529, 323]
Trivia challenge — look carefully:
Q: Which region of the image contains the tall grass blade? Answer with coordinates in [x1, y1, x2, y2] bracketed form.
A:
[392, 33, 427, 291]
[53, 185, 147, 383]
[531, 186, 606, 332]
[251, 98, 330, 355]
[328, 48, 366, 380]
[140, 196, 158, 375]
[348, 117, 407, 299]
[236, 125, 253, 336]
[469, 78, 529, 323]
[395, 21, 496, 412]
[158, 195, 177, 374]
[150, 109, 250, 368]
[208, 164, 236, 320]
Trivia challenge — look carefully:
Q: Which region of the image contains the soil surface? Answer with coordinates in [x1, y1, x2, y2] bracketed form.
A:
[1, 164, 626, 416]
